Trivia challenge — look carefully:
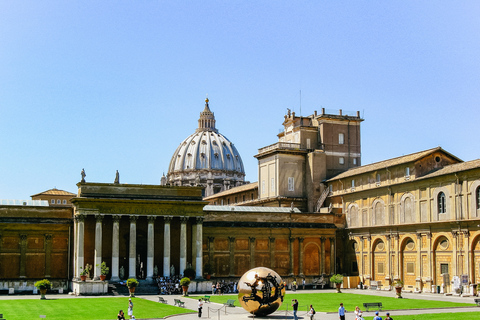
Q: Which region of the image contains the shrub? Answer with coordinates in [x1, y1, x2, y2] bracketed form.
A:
[183, 267, 196, 279]
[126, 278, 139, 288]
[35, 279, 52, 290]
[330, 274, 344, 284]
[180, 277, 191, 287]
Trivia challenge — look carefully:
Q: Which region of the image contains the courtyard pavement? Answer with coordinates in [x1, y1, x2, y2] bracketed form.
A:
[1, 289, 479, 319]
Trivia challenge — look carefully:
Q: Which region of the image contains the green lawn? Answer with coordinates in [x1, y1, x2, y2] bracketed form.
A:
[394, 312, 480, 320]
[190, 292, 475, 312]
[0, 297, 192, 320]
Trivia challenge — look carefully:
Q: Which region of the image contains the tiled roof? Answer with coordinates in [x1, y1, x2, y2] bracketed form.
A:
[417, 159, 480, 180]
[327, 147, 462, 181]
[31, 188, 76, 197]
[203, 182, 258, 200]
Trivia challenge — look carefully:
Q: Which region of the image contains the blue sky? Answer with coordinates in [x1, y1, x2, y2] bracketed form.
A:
[1, 1, 479, 200]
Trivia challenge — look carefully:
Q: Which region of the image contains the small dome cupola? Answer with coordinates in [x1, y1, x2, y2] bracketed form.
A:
[197, 97, 217, 133]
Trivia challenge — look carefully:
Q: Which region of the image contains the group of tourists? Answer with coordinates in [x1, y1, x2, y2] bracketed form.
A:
[291, 301, 393, 320]
[211, 281, 237, 294]
[156, 276, 182, 295]
[117, 298, 135, 319]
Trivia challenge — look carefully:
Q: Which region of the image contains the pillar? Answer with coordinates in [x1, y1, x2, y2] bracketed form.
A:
[129, 215, 138, 278]
[163, 216, 172, 277]
[464, 231, 471, 283]
[195, 217, 203, 278]
[329, 237, 335, 274]
[385, 234, 391, 284]
[298, 237, 304, 277]
[75, 214, 85, 280]
[426, 232, 433, 289]
[289, 237, 295, 276]
[393, 233, 400, 279]
[415, 232, 422, 291]
[452, 231, 458, 279]
[359, 236, 364, 279]
[94, 214, 104, 280]
[45, 234, 53, 278]
[249, 237, 256, 269]
[111, 215, 121, 281]
[179, 217, 188, 277]
[366, 235, 372, 279]
[19, 234, 27, 278]
[229, 237, 235, 276]
[146, 215, 156, 281]
[320, 237, 326, 274]
[192, 224, 197, 271]
[269, 237, 275, 269]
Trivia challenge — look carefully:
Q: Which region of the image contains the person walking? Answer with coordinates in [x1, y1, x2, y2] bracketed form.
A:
[373, 311, 382, 320]
[384, 312, 393, 320]
[293, 279, 297, 291]
[308, 304, 315, 320]
[292, 299, 299, 320]
[354, 306, 363, 320]
[198, 299, 203, 318]
[127, 298, 134, 319]
[338, 303, 346, 320]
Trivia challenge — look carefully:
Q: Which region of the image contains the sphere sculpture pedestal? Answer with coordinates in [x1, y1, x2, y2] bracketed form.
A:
[237, 267, 286, 316]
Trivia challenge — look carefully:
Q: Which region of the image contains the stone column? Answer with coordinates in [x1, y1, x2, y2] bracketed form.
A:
[269, 237, 275, 269]
[329, 237, 335, 274]
[289, 237, 295, 276]
[415, 233, 422, 292]
[249, 237, 256, 269]
[195, 217, 203, 278]
[129, 215, 138, 278]
[426, 232, 433, 290]
[298, 237, 304, 277]
[192, 224, 197, 271]
[320, 237, 326, 274]
[19, 234, 27, 278]
[179, 217, 188, 276]
[452, 231, 458, 280]
[146, 215, 156, 281]
[229, 237, 236, 277]
[111, 215, 121, 281]
[163, 216, 172, 277]
[359, 236, 364, 279]
[366, 235, 372, 280]
[75, 214, 85, 280]
[393, 233, 400, 279]
[94, 214, 104, 280]
[45, 234, 53, 278]
[464, 231, 471, 283]
[385, 234, 391, 285]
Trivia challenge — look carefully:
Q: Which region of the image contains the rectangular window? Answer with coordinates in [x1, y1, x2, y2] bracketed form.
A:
[227, 198, 230, 205]
[235, 197, 237, 203]
[271, 178, 275, 193]
[251, 193, 254, 200]
[51, 199, 55, 204]
[242, 195, 245, 202]
[405, 167, 410, 177]
[329, 184, 333, 193]
[351, 180, 355, 188]
[378, 262, 384, 274]
[57, 199, 61, 204]
[440, 263, 449, 274]
[407, 262, 415, 274]
[62, 199, 67, 204]
[339, 157, 345, 165]
[288, 177, 294, 191]
[262, 180, 266, 194]
[221, 199, 224, 205]
[339, 133, 344, 144]
[306, 138, 311, 149]
[353, 158, 357, 165]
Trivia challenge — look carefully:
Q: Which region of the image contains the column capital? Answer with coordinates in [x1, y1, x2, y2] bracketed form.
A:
[451, 231, 458, 238]
[364, 235, 371, 241]
[385, 234, 391, 240]
[269, 237, 275, 243]
[95, 214, 104, 222]
[147, 215, 157, 222]
[320, 236, 326, 242]
[196, 216, 204, 224]
[426, 232, 432, 239]
[289, 237, 295, 243]
[180, 216, 189, 223]
[416, 232, 422, 239]
[45, 234, 53, 241]
[112, 214, 122, 223]
[164, 215, 173, 223]
[392, 233, 399, 240]
[298, 237, 304, 243]
[462, 230, 470, 237]
[208, 236, 215, 243]
[75, 214, 86, 222]
[329, 237, 335, 242]
[130, 215, 139, 222]
[228, 236, 236, 243]
[20, 234, 27, 242]
[249, 237, 256, 243]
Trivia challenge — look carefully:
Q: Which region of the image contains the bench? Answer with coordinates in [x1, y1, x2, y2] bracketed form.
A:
[474, 298, 480, 306]
[203, 295, 211, 303]
[363, 302, 382, 311]
[224, 299, 236, 307]
[174, 299, 185, 308]
[158, 296, 168, 304]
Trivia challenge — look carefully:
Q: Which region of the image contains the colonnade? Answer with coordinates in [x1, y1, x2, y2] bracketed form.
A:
[73, 214, 204, 281]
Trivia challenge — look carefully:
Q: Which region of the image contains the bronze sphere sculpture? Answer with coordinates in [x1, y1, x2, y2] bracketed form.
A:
[237, 267, 286, 316]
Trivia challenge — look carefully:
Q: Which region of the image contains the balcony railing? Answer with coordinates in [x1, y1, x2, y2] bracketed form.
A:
[258, 142, 304, 154]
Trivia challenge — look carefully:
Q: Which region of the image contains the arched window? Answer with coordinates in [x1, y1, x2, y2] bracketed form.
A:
[476, 186, 480, 209]
[438, 192, 446, 214]
[349, 206, 358, 227]
[374, 200, 385, 225]
[404, 197, 413, 223]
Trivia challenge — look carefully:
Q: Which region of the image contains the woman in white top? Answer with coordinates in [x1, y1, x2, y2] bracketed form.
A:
[354, 306, 363, 320]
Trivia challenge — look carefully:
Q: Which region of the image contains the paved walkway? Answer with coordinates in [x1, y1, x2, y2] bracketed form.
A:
[1, 289, 479, 319]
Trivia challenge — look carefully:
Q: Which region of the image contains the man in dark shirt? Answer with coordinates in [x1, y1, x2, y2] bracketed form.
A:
[292, 299, 299, 320]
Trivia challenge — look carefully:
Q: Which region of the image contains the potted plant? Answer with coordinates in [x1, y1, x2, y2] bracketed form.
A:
[183, 266, 196, 280]
[204, 263, 214, 280]
[180, 277, 191, 296]
[35, 279, 52, 300]
[330, 274, 344, 293]
[98, 261, 109, 281]
[80, 264, 91, 281]
[393, 280, 404, 298]
[126, 278, 139, 297]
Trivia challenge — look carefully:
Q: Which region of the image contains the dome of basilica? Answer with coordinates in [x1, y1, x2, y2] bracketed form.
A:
[166, 98, 245, 196]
